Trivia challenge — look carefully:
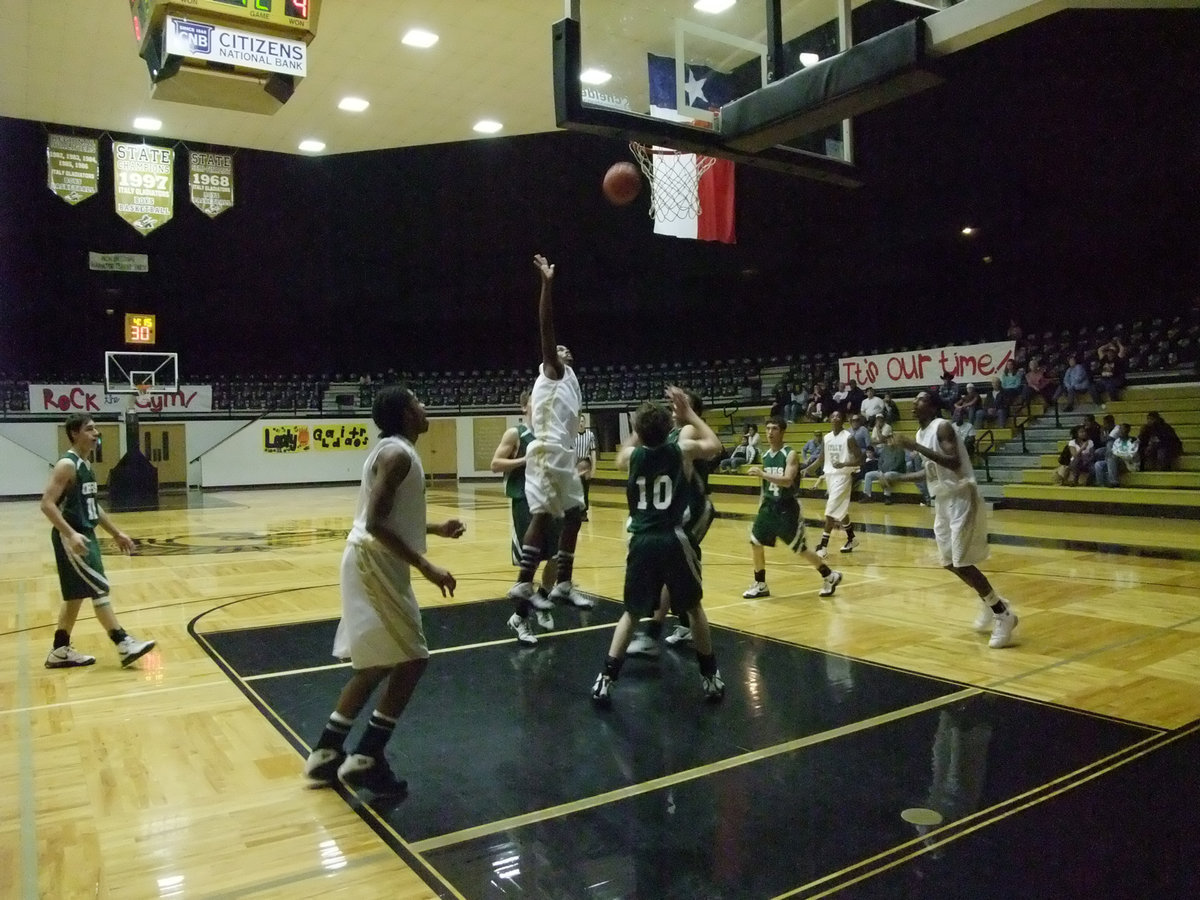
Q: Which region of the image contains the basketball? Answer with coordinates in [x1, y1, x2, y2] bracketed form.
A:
[602, 161, 641, 206]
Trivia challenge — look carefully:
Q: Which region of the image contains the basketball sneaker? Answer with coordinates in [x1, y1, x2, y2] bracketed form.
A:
[303, 747, 345, 784]
[989, 611, 1018, 649]
[45, 645, 96, 668]
[591, 673, 613, 707]
[337, 753, 407, 796]
[117, 636, 156, 668]
[627, 634, 660, 658]
[815, 545, 829, 559]
[972, 602, 995, 633]
[840, 537, 860, 553]
[701, 671, 725, 702]
[742, 581, 770, 599]
[507, 613, 538, 646]
[664, 625, 692, 647]
[535, 609, 554, 631]
[507, 581, 536, 605]
[819, 570, 843, 597]
[550, 580, 594, 609]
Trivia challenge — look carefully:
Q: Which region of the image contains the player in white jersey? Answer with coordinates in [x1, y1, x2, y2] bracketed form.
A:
[304, 386, 466, 794]
[801, 411, 863, 557]
[506, 254, 592, 647]
[886, 391, 1018, 648]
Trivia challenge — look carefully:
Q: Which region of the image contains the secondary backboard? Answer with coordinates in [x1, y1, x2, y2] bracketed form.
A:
[105, 351, 180, 394]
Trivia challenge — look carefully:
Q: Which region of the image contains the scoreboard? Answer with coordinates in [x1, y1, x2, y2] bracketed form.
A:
[129, 0, 321, 46]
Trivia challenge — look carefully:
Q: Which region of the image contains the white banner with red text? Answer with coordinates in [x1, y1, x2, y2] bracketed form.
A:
[838, 341, 1016, 391]
[30, 384, 213, 414]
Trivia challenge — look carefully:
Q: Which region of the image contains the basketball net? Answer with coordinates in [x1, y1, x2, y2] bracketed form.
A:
[629, 142, 718, 222]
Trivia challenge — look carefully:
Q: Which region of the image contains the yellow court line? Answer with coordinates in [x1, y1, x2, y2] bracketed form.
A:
[410, 687, 979, 854]
[783, 724, 1198, 899]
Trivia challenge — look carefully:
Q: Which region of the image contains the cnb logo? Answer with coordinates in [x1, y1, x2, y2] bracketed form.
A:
[172, 19, 213, 54]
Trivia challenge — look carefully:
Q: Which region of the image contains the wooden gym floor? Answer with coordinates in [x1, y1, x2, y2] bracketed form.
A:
[2, 482, 1198, 898]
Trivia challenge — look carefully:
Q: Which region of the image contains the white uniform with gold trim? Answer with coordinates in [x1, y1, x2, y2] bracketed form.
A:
[822, 429, 858, 520]
[524, 363, 586, 516]
[917, 419, 989, 567]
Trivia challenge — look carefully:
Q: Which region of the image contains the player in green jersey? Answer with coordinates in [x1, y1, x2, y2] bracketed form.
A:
[40, 414, 156, 669]
[742, 416, 843, 600]
[591, 387, 725, 707]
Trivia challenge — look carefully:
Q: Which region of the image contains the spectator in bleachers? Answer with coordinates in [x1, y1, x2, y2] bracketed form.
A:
[861, 430, 907, 504]
[801, 430, 823, 469]
[974, 377, 1001, 428]
[1138, 411, 1182, 471]
[831, 381, 851, 412]
[769, 382, 789, 419]
[954, 383, 982, 425]
[784, 383, 809, 422]
[1080, 414, 1105, 450]
[844, 380, 865, 415]
[1019, 357, 1056, 413]
[1055, 425, 1096, 486]
[1093, 423, 1139, 488]
[719, 426, 759, 472]
[1094, 338, 1127, 403]
[860, 386, 885, 423]
[951, 409, 976, 458]
[937, 372, 963, 414]
[806, 382, 831, 421]
[996, 360, 1023, 420]
[881, 391, 901, 425]
[850, 415, 871, 455]
[1053, 354, 1094, 412]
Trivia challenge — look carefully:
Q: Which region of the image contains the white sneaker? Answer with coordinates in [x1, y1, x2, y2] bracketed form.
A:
[627, 634, 660, 658]
[989, 611, 1019, 649]
[815, 546, 829, 559]
[701, 670, 725, 702]
[664, 625, 692, 646]
[303, 747, 345, 783]
[591, 672, 613, 707]
[117, 636, 156, 667]
[819, 570, 843, 597]
[742, 581, 770, 599]
[337, 753, 407, 795]
[507, 581, 535, 604]
[840, 537, 860, 553]
[507, 613, 538, 646]
[972, 602, 995, 633]
[535, 609, 555, 631]
[550, 580, 594, 609]
[45, 645, 96, 668]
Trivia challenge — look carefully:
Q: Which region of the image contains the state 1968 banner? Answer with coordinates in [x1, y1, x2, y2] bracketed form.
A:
[189, 151, 234, 218]
[113, 141, 174, 235]
[47, 134, 100, 205]
[838, 341, 1016, 391]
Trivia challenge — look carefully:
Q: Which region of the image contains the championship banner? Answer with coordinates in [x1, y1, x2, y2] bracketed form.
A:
[113, 142, 175, 235]
[31, 384, 213, 414]
[838, 341, 1016, 391]
[188, 151, 234, 219]
[88, 252, 149, 273]
[46, 134, 100, 205]
[264, 424, 371, 453]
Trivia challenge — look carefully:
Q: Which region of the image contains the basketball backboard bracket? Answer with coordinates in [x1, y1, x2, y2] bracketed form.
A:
[105, 351, 180, 394]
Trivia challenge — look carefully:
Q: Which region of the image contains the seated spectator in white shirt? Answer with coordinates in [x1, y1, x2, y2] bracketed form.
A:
[954, 383, 982, 425]
[950, 410, 976, 457]
[859, 386, 886, 422]
[1094, 423, 1139, 487]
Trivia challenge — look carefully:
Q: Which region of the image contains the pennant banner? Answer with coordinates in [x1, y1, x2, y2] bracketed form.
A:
[47, 134, 100, 205]
[113, 141, 175, 235]
[189, 151, 234, 219]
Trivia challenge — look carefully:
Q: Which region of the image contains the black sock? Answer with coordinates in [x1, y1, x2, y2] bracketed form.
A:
[845, 524, 856, 541]
[678, 610, 691, 628]
[696, 652, 718, 678]
[353, 710, 398, 759]
[818, 532, 830, 548]
[555, 549, 575, 584]
[316, 711, 353, 752]
[603, 655, 625, 679]
[818, 564, 832, 578]
[54, 629, 70, 649]
[516, 544, 541, 584]
[754, 569, 766, 583]
[109, 628, 127, 644]
[646, 620, 663, 641]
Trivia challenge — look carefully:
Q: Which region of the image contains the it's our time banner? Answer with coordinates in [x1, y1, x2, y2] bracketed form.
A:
[838, 341, 1016, 391]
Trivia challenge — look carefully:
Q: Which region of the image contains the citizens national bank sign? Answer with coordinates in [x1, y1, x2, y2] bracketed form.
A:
[165, 16, 307, 76]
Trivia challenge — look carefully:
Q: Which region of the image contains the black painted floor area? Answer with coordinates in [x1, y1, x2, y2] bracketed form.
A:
[197, 598, 1195, 899]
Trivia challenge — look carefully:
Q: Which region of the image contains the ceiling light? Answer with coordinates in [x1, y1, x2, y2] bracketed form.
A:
[694, 0, 736, 13]
[473, 120, 503, 134]
[133, 117, 161, 131]
[338, 97, 370, 112]
[401, 28, 439, 48]
[961, 226, 976, 235]
[580, 68, 612, 85]
[298, 139, 326, 152]
[799, 52, 820, 67]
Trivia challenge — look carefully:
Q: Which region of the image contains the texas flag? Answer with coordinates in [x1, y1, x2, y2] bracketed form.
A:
[647, 53, 736, 244]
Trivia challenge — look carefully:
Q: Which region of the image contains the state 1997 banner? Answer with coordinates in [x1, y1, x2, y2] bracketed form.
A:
[113, 141, 175, 235]
[838, 341, 1016, 391]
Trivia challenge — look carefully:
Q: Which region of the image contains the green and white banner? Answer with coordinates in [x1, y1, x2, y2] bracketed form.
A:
[113, 141, 175, 235]
[88, 252, 150, 273]
[46, 134, 100, 205]
[188, 151, 234, 218]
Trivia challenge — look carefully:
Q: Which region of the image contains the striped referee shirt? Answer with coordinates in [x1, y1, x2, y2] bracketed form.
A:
[574, 428, 597, 467]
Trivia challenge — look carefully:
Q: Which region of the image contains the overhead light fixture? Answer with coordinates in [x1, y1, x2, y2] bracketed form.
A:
[401, 28, 439, 48]
[473, 120, 503, 134]
[961, 226, 976, 235]
[580, 68, 612, 85]
[338, 97, 370, 112]
[298, 139, 326, 152]
[694, 0, 736, 13]
[133, 117, 161, 131]
[799, 52, 820, 67]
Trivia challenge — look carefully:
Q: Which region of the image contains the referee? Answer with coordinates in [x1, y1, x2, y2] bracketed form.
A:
[574, 415, 597, 520]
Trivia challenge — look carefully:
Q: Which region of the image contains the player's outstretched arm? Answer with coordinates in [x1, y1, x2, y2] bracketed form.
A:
[534, 254, 562, 379]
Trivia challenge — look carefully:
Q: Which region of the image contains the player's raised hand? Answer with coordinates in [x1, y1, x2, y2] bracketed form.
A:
[533, 254, 555, 282]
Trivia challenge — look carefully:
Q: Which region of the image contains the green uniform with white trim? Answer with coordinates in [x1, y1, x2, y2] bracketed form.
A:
[505, 424, 560, 565]
[750, 444, 808, 553]
[668, 425, 715, 546]
[623, 442, 701, 616]
[51, 450, 111, 600]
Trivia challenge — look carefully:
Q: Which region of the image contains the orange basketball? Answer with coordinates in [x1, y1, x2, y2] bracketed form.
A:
[602, 161, 641, 206]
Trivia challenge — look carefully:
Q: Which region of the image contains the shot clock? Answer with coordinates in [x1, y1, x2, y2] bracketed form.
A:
[125, 313, 157, 345]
